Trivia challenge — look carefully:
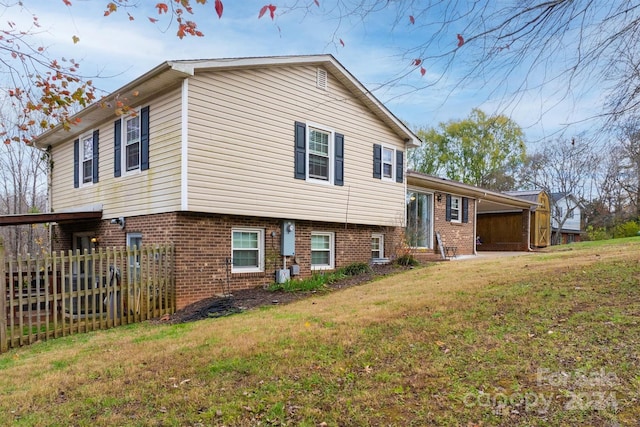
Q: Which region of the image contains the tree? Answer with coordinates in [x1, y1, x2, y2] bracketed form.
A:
[410, 109, 526, 190]
[518, 137, 599, 244]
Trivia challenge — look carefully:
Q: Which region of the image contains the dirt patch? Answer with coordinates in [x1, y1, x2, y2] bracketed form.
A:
[158, 263, 413, 324]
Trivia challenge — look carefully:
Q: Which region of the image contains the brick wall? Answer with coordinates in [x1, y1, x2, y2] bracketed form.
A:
[53, 212, 404, 309]
[432, 195, 476, 256]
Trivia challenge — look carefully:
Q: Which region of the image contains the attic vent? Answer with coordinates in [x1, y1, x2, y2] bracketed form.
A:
[316, 68, 328, 90]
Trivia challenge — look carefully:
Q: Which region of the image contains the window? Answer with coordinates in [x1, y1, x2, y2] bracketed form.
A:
[311, 231, 334, 270]
[406, 191, 433, 248]
[373, 144, 404, 183]
[114, 106, 149, 177]
[309, 128, 330, 181]
[232, 228, 264, 273]
[445, 194, 469, 224]
[450, 196, 461, 223]
[124, 114, 141, 171]
[294, 122, 344, 186]
[371, 233, 384, 259]
[382, 147, 394, 179]
[81, 133, 94, 184]
[74, 130, 98, 188]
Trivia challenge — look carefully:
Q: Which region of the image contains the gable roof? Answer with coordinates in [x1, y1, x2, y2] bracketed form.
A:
[35, 55, 420, 148]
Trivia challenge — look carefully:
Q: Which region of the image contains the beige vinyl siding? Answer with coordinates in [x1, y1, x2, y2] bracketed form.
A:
[50, 87, 183, 219]
[187, 65, 406, 226]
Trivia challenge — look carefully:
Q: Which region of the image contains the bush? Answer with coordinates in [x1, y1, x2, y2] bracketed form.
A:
[341, 262, 372, 276]
[395, 254, 419, 266]
[613, 220, 640, 238]
[584, 225, 610, 241]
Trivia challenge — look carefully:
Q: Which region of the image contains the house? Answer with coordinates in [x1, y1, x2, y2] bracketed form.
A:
[550, 192, 583, 244]
[32, 55, 420, 309]
[406, 172, 540, 259]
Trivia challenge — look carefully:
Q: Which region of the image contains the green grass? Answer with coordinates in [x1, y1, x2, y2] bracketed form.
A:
[0, 238, 639, 425]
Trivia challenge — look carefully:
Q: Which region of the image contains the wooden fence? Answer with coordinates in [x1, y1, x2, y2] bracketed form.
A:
[0, 244, 175, 353]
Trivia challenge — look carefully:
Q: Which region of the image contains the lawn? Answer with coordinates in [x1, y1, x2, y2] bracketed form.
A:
[1, 238, 639, 426]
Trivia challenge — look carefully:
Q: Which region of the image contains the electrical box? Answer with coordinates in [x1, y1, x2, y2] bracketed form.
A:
[276, 269, 290, 284]
[281, 220, 295, 256]
[290, 264, 300, 276]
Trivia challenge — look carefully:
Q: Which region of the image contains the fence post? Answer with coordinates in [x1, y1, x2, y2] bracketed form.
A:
[0, 239, 7, 353]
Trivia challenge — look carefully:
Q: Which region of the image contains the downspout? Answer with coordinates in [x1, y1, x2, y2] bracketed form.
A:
[473, 198, 478, 255]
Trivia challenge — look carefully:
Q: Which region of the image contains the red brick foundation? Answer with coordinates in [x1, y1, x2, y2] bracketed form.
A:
[53, 212, 404, 309]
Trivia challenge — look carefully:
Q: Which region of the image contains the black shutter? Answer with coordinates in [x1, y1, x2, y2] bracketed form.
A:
[92, 130, 99, 183]
[140, 106, 150, 171]
[373, 144, 381, 179]
[445, 194, 452, 222]
[395, 150, 404, 183]
[334, 133, 344, 186]
[73, 139, 79, 188]
[462, 197, 469, 223]
[114, 119, 122, 177]
[294, 121, 306, 179]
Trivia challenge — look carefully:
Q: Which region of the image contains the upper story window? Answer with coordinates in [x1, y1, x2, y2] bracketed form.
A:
[294, 121, 344, 186]
[73, 130, 99, 188]
[373, 144, 404, 183]
[81, 133, 94, 184]
[114, 106, 150, 178]
[308, 127, 331, 181]
[125, 114, 141, 172]
[382, 147, 394, 179]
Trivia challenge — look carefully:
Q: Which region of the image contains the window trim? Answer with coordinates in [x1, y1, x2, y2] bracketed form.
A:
[79, 132, 94, 186]
[306, 122, 335, 185]
[122, 110, 141, 175]
[450, 196, 461, 223]
[231, 228, 265, 273]
[381, 146, 395, 181]
[371, 233, 384, 259]
[311, 231, 335, 271]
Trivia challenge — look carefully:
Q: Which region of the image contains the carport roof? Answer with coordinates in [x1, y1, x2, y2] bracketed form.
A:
[407, 171, 539, 213]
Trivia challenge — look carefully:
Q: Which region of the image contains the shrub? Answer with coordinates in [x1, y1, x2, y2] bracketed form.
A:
[584, 225, 610, 241]
[395, 254, 419, 266]
[341, 262, 372, 276]
[613, 220, 640, 238]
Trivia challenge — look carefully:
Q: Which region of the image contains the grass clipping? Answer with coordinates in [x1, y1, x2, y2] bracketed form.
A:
[1, 238, 639, 426]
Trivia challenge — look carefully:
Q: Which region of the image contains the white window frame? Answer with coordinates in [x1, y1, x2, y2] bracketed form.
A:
[123, 110, 141, 174]
[79, 132, 94, 186]
[371, 233, 384, 259]
[306, 123, 334, 185]
[450, 196, 461, 223]
[311, 231, 335, 270]
[381, 146, 395, 181]
[231, 228, 265, 273]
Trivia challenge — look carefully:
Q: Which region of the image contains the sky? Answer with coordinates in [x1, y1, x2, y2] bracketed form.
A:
[2, 1, 605, 146]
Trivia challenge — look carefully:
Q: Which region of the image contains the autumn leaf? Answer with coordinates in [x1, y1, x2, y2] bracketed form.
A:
[156, 3, 169, 14]
[268, 4, 276, 19]
[413, 58, 421, 66]
[314, 0, 320, 6]
[259, 4, 276, 19]
[62, 0, 72, 6]
[339, 38, 345, 47]
[215, 0, 223, 18]
[72, 35, 80, 44]
[258, 5, 268, 18]
[420, 66, 426, 76]
[457, 33, 464, 47]
[409, 15, 415, 24]
[148, 17, 158, 23]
